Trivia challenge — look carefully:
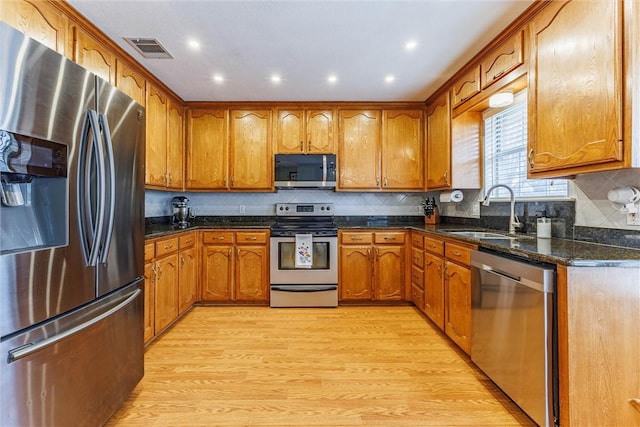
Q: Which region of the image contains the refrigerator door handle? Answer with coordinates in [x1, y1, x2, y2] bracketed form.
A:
[98, 113, 116, 264]
[78, 110, 105, 266]
[7, 288, 141, 363]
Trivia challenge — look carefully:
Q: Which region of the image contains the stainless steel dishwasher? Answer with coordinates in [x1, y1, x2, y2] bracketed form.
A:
[470, 250, 557, 427]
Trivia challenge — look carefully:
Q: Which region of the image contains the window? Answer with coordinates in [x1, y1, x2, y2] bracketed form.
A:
[483, 91, 568, 199]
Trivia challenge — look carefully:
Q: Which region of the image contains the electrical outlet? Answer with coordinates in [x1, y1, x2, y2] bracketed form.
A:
[472, 203, 480, 217]
[627, 212, 640, 225]
[239, 205, 246, 214]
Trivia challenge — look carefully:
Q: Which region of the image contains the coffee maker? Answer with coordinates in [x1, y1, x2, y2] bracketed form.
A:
[171, 196, 194, 228]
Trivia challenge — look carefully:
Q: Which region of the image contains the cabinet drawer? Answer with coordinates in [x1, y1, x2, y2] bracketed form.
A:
[411, 283, 424, 309]
[236, 231, 268, 244]
[374, 231, 405, 244]
[480, 29, 524, 90]
[202, 231, 235, 244]
[179, 232, 196, 249]
[341, 232, 373, 244]
[144, 242, 155, 262]
[155, 237, 179, 257]
[445, 242, 472, 266]
[424, 236, 444, 256]
[411, 248, 424, 268]
[411, 266, 424, 289]
[452, 66, 480, 107]
[411, 232, 424, 249]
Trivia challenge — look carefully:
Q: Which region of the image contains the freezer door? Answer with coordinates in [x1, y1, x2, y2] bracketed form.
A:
[0, 22, 96, 337]
[0, 281, 144, 427]
[94, 78, 145, 297]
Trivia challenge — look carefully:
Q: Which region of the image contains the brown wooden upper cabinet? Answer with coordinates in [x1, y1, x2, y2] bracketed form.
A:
[425, 93, 452, 190]
[115, 58, 146, 107]
[338, 110, 381, 190]
[451, 66, 481, 109]
[186, 109, 229, 190]
[527, 0, 628, 177]
[381, 110, 424, 190]
[2, 0, 71, 57]
[275, 109, 335, 154]
[480, 29, 524, 90]
[73, 26, 115, 84]
[229, 110, 273, 190]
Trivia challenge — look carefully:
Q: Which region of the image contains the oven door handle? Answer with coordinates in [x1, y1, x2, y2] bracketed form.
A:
[271, 285, 337, 293]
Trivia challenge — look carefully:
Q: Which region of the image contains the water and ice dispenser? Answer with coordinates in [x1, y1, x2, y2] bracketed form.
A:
[0, 130, 68, 255]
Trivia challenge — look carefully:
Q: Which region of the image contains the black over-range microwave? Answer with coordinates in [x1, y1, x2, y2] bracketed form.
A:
[274, 154, 336, 189]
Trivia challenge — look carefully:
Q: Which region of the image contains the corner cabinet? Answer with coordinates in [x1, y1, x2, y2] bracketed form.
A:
[229, 110, 273, 190]
[186, 109, 228, 190]
[425, 93, 452, 190]
[527, 0, 628, 177]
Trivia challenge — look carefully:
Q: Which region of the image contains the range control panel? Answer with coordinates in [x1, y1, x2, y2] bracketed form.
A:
[275, 203, 334, 216]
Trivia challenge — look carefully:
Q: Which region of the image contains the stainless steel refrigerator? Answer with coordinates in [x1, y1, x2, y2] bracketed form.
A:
[0, 22, 145, 426]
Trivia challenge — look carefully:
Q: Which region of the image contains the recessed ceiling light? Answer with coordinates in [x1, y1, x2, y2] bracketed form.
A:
[213, 74, 224, 84]
[385, 75, 395, 83]
[327, 74, 338, 84]
[187, 38, 201, 50]
[271, 74, 282, 84]
[405, 40, 418, 51]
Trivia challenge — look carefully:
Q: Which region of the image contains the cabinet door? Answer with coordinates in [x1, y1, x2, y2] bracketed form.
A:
[154, 254, 179, 333]
[178, 246, 197, 314]
[2, 0, 70, 56]
[339, 246, 373, 301]
[480, 29, 524, 90]
[374, 245, 404, 301]
[143, 261, 155, 343]
[451, 66, 480, 108]
[426, 93, 451, 190]
[424, 252, 445, 330]
[166, 100, 184, 190]
[444, 261, 471, 355]
[528, 0, 623, 176]
[276, 109, 305, 153]
[306, 110, 335, 153]
[201, 245, 233, 301]
[146, 85, 168, 187]
[382, 110, 423, 190]
[186, 109, 228, 190]
[338, 110, 381, 189]
[235, 246, 269, 302]
[229, 110, 272, 190]
[73, 27, 115, 83]
[115, 59, 146, 106]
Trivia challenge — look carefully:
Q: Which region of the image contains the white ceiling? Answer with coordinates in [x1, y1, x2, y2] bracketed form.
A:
[67, 0, 534, 102]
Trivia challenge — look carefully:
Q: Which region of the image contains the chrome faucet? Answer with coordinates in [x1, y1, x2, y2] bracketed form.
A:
[481, 184, 521, 235]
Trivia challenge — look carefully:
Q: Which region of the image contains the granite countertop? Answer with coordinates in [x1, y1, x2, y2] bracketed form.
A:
[145, 216, 640, 267]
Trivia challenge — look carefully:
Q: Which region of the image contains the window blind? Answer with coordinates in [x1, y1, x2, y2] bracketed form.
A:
[483, 92, 568, 199]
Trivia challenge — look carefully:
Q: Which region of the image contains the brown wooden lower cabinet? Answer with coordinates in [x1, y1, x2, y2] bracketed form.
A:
[339, 230, 405, 302]
[201, 230, 270, 303]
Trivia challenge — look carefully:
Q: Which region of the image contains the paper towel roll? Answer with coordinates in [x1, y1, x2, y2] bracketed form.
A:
[439, 190, 464, 203]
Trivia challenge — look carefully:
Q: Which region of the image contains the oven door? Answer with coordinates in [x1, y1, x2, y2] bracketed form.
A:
[269, 236, 337, 285]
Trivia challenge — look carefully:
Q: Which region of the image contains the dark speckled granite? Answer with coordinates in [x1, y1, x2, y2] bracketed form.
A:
[146, 215, 640, 267]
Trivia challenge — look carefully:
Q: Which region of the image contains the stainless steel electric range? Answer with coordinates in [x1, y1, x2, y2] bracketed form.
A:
[269, 203, 338, 307]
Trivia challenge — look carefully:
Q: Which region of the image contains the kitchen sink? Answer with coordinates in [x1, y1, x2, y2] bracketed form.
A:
[446, 230, 517, 240]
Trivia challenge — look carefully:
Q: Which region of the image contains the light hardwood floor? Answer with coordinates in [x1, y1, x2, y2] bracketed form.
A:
[106, 306, 534, 426]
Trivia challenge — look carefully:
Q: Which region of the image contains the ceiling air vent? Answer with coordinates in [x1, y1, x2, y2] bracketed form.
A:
[124, 37, 173, 59]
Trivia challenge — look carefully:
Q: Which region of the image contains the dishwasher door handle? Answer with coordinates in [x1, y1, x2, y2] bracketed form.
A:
[480, 264, 521, 282]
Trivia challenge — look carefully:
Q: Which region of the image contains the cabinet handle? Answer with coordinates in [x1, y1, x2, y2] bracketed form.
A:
[443, 171, 448, 185]
[375, 248, 380, 257]
[156, 264, 163, 281]
[300, 141, 304, 152]
[223, 177, 227, 187]
[459, 95, 471, 103]
[245, 236, 258, 241]
[492, 70, 506, 80]
[376, 176, 380, 187]
[429, 244, 437, 249]
[231, 176, 234, 186]
[383, 177, 388, 187]
[437, 265, 442, 276]
[383, 236, 395, 241]
[528, 148, 535, 169]
[164, 244, 173, 250]
[350, 237, 364, 241]
[151, 264, 156, 282]
[451, 250, 462, 257]
[630, 398, 640, 413]
[180, 254, 185, 267]
[308, 140, 313, 151]
[367, 248, 371, 260]
[227, 248, 232, 257]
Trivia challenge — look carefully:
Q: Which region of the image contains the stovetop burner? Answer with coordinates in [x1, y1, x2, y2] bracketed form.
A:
[271, 203, 337, 237]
